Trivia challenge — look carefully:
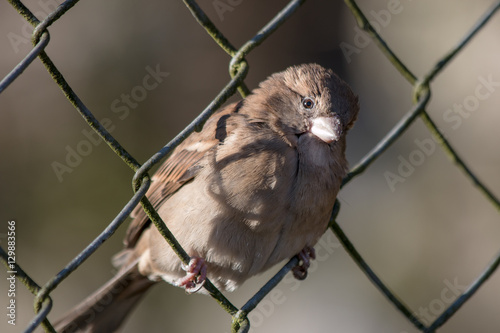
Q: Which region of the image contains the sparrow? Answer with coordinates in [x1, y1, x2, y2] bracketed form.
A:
[54, 63, 359, 333]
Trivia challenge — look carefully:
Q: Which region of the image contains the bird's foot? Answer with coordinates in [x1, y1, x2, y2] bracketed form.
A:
[292, 246, 316, 280]
[177, 256, 207, 293]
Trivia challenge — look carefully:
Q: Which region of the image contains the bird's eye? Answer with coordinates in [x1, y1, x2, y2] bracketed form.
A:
[302, 97, 315, 109]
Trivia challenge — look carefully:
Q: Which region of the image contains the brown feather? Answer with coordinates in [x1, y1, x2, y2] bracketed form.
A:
[125, 103, 239, 248]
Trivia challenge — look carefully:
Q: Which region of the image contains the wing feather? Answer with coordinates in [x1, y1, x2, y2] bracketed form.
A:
[124, 103, 239, 248]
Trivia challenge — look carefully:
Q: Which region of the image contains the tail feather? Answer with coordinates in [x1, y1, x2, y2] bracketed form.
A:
[54, 262, 156, 333]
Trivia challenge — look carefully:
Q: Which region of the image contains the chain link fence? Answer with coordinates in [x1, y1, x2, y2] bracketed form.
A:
[1, 0, 499, 332]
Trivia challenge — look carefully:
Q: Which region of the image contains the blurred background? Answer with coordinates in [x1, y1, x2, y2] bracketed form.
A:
[1, 0, 500, 332]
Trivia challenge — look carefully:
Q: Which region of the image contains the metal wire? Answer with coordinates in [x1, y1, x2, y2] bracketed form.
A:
[0, 1, 499, 332]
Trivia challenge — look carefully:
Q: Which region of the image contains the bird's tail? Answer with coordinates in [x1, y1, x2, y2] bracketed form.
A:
[54, 261, 156, 333]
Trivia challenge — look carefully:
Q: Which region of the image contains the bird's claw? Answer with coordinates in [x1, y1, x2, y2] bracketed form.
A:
[177, 256, 207, 293]
[292, 246, 316, 280]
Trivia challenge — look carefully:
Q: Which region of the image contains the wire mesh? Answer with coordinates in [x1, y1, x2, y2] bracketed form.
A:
[1, 0, 499, 332]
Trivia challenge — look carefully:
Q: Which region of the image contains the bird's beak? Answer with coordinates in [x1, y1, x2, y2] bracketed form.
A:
[310, 116, 342, 143]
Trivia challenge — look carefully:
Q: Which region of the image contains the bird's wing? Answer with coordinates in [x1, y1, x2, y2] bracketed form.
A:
[124, 102, 241, 248]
